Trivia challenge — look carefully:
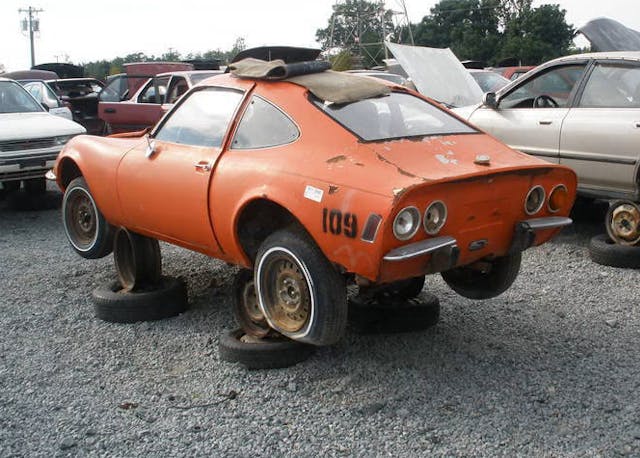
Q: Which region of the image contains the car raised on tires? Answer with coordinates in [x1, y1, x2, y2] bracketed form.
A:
[53, 58, 577, 346]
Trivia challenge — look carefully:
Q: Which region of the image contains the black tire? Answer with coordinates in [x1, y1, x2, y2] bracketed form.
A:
[349, 292, 440, 334]
[218, 329, 315, 370]
[360, 276, 426, 302]
[255, 229, 347, 346]
[589, 233, 640, 269]
[92, 276, 188, 323]
[24, 177, 46, 195]
[441, 252, 522, 300]
[2, 181, 20, 193]
[113, 228, 162, 291]
[62, 177, 114, 259]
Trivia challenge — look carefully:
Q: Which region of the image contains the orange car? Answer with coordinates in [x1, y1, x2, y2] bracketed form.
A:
[54, 59, 577, 346]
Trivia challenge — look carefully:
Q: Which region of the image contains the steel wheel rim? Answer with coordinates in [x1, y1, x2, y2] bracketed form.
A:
[64, 188, 98, 250]
[608, 202, 640, 245]
[242, 280, 264, 323]
[259, 250, 311, 333]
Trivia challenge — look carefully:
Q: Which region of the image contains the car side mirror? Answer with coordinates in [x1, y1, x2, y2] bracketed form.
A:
[483, 92, 498, 109]
[41, 102, 50, 111]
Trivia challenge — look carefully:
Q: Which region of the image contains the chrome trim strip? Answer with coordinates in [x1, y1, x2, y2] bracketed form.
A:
[383, 236, 457, 262]
[559, 152, 636, 165]
[522, 216, 572, 231]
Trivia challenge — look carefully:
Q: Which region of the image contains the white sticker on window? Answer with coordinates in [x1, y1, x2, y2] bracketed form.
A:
[304, 185, 324, 203]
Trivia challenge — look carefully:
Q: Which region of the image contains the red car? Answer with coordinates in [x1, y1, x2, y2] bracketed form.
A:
[98, 70, 222, 134]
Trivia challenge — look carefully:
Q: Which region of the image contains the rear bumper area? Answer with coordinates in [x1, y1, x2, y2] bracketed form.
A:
[379, 216, 572, 282]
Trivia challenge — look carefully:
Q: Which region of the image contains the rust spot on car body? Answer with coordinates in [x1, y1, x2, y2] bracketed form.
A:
[327, 155, 347, 164]
[329, 185, 339, 194]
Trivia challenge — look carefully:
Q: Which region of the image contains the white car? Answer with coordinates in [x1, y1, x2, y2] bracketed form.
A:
[20, 80, 73, 120]
[0, 78, 85, 194]
[458, 52, 640, 202]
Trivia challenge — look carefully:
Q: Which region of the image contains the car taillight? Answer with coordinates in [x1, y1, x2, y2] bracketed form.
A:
[525, 186, 545, 215]
[424, 201, 447, 235]
[548, 185, 568, 213]
[393, 207, 420, 240]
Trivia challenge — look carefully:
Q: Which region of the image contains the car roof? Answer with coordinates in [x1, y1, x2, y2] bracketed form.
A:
[155, 70, 224, 78]
[547, 51, 640, 63]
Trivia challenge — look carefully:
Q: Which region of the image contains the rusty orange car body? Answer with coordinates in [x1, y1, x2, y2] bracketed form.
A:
[54, 64, 577, 345]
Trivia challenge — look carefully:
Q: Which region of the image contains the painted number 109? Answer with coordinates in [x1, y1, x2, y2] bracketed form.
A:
[322, 208, 358, 238]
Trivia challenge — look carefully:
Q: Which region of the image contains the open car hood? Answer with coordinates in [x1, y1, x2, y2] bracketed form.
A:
[577, 18, 640, 52]
[385, 42, 484, 108]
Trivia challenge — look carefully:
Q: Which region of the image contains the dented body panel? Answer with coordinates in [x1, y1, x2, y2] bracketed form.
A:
[55, 72, 577, 284]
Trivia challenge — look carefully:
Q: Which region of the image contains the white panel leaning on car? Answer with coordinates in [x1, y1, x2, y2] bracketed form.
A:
[0, 77, 85, 194]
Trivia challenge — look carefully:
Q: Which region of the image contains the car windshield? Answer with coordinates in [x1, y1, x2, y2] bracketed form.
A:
[471, 71, 510, 92]
[314, 92, 476, 142]
[0, 81, 43, 114]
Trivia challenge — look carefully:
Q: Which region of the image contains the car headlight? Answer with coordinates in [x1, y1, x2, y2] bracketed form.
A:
[525, 185, 545, 215]
[548, 184, 568, 213]
[424, 201, 447, 235]
[54, 134, 76, 146]
[393, 206, 420, 240]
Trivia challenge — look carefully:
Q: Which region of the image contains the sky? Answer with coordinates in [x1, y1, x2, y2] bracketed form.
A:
[1, 0, 639, 72]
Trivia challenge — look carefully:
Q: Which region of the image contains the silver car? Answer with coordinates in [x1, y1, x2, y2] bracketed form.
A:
[460, 52, 640, 201]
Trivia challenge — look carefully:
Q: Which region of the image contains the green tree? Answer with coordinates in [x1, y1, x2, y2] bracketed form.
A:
[498, 4, 574, 64]
[413, 0, 502, 63]
[410, 0, 573, 66]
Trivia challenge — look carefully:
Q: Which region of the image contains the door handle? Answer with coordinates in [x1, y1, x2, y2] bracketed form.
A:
[194, 161, 211, 172]
[539, 120, 552, 125]
[104, 108, 116, 114]
[635, 122, 640, 128]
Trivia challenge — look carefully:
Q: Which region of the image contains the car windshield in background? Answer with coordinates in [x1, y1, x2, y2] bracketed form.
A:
[314, 92, 476, 142]
[471, 71, 510, 92]
[0, 81, 43, 114]
[189, 72, 221, 85]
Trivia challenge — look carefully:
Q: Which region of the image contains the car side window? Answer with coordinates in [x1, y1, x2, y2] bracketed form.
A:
[25, 83, 43, 101]
[578, 63, 640, 108]
[154, 87, 243, 148]
[500, 64, 586, 109]
[138, 76, 170, 104]
[231, 96, 299, 149]
[166, 77, 189, 104]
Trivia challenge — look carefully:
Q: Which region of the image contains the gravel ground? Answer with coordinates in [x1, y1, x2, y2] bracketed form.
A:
[1, 188, 639, 457]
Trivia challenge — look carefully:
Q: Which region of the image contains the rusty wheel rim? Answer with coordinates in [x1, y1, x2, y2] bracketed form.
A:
[608, 202, 640, 245]
[242, 280, 264, 323]
[64, 188, 97, 250]
[260, 252, 311, 333]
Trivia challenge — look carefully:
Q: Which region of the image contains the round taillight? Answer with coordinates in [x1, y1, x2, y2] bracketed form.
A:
[548, 184, 568, 213]
[424, 201, 447, 235]
[525, 186, 545, 215]
[393, 207, 420, 240]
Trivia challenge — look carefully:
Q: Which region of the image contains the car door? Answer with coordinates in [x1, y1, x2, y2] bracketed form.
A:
[99, 76, 170, 133]
[468, 62, 588, 163]
[116, 86, 247, 254]
[559, 60, 640, 199]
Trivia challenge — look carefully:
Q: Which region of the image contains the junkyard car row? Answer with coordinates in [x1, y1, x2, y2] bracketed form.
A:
[1, 45, 638, 366]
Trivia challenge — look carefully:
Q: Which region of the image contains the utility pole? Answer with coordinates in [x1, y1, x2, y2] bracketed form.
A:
[19, 6, 43, 67]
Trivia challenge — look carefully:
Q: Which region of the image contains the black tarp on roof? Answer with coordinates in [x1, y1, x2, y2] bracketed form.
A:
[578, 18, 640, 52]
[231, 46, 321, 64]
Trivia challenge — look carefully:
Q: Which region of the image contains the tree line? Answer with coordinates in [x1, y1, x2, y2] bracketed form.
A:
[81, 0, 576, 79]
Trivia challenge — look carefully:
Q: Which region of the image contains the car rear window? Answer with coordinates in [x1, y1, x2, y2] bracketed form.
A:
[313, 92, 476, 141]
